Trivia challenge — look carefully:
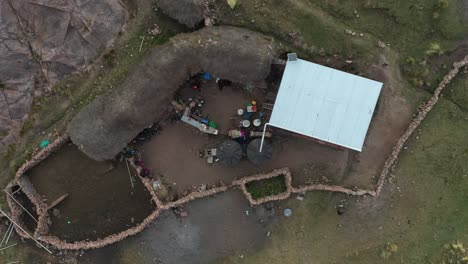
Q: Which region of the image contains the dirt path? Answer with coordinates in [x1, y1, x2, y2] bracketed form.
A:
[343, 55, 416, 188]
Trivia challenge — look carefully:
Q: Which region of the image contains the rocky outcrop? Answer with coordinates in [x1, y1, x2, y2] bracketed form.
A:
[0, 0, 128, 151]
[157, 0, 207, 28]
[68, 26, 276, 161]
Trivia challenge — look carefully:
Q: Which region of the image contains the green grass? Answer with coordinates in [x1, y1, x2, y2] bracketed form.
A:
[443, 72, 468, 111]
[212, 0, 379, 65]
[314, 0, 466, 57]
[218, 92, 468, 263]
[246, 176, 287, 200]
[214, 0, 467, 88]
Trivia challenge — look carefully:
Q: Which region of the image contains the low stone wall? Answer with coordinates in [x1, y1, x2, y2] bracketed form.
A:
[374, 55, 468, 196]
[4, 183, 30, 239]
[39, 209, 162, 250]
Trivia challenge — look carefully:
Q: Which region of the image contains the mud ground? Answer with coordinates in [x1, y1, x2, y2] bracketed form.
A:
[78, 190, 273, 264]
[27, 144, 155, 241]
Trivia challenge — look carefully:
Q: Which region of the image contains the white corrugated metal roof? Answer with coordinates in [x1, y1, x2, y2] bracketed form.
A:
[268, 57, 382, 151]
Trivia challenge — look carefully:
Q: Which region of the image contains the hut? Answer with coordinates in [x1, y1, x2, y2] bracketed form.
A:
[260, 53, 382, 152]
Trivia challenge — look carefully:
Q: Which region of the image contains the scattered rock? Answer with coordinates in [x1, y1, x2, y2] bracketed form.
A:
[180, 211, 188, 217]
[378, 40, 386, 48]
[148, 24, 161, 36]
[52, 208, 60, 217]
[337, 204, 345, 215]
[296, 193, 305, 201]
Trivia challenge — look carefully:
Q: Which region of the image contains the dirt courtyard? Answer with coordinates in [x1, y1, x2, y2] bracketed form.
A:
[140, 81, 350, 196]
[140, 61, 415, 195]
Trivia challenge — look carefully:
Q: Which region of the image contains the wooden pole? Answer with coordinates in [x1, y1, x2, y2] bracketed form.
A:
[47, 194, 69, 211]
[125, 160, 134, 189]
[3, 190, 38, 223]
[0, 208, 52, 254]
[138, 36, 145, 52]
[0, 243, 16, 251]
[5, 223, 14, 244]
[11, 188, 21, 195]
[0, 223, 12, 246]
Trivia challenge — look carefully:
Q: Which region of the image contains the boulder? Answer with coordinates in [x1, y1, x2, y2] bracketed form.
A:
[0, 0, 128, 151]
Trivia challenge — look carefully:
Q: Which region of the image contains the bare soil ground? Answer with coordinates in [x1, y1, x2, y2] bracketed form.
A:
[142, 54, 415, 195]
[343, 55, 416, 187]
[78, 190, 272, 264]
[140, 81, 349, 196]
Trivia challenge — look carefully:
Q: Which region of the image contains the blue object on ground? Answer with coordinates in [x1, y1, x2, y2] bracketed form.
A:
[283, 208, 293, 217]
[201, 118, 209, 124]
[242, 112, 251, 119]
[203, 72, 213, 80]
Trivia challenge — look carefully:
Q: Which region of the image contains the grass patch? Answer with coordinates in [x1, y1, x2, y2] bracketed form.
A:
[442, 72, 468, 111]
[246, 176, 287, 200]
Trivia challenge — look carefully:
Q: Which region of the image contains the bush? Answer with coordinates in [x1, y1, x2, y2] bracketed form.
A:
[425, 43, 444, 56]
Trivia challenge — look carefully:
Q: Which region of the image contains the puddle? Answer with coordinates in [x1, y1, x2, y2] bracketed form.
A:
[13, 190, 39, 233]
[26, 144, 155, 241]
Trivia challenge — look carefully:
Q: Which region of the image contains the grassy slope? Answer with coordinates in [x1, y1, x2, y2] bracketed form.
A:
[314, 0, 466, 57]
[214, 0, 467, 86]
[218, 78, 468, 263]
[443, 71, 468, 111]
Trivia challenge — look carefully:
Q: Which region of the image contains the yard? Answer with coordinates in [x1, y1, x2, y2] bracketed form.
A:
[0, 0, 466, 263]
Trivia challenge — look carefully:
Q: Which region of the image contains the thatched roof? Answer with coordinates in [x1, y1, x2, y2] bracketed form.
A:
[158, 0, 206, 28]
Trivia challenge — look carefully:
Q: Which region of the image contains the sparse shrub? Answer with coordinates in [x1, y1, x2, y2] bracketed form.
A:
[432, 0, 449, 18]
[405, 57, 416, 65]
[425, 43, 444, 56]
[403, 58, 430, 88]
[440, 241, 468, 263]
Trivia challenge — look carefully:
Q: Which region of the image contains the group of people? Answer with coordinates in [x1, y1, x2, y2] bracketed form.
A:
[122, 124, 161, 178]
[131, 125, 160, 146]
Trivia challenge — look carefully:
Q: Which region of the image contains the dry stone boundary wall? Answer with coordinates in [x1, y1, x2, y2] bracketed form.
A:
[6, 55, 467, 252]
